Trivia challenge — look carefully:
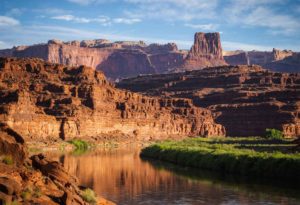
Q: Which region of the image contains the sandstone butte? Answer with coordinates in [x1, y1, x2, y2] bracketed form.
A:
[0, 32, 227, 80]
[0, 122, 115, 205]
[178, 32, 227, 71]
[117, 65, 300, 137]
[0, 57, 225, 142]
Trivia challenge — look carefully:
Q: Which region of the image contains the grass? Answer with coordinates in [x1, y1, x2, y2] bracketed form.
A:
[21, 188, 32, 201]
[4, 201, 20, 205]
[81, 188, 97, 204]
[20, 186, 42, 201]
[68, 139, 91, 154]
[265, 128, 283, 140]
[140, 137, 300, 181]
[1, 155, 14, 165]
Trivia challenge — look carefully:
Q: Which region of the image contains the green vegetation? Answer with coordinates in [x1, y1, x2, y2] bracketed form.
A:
[68, 139, 91, 154]
[81, 188, 97, 204]
[265, 128, 283, 139]
[32, 187, 42, 198]
[5, 200, 20, 205]
[140, 137, 300, 180]
[20, 186, 42, 201]
[2, 155, 14, 165]
[21, 188, 32, 201]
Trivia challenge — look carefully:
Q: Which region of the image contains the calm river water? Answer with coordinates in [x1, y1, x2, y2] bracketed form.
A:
[54, 146, 300, 205]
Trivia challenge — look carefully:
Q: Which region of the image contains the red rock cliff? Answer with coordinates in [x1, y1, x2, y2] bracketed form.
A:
[0, 57, 225, 141]
[0, 40, 186, 80]
[117, 65, 300, 137]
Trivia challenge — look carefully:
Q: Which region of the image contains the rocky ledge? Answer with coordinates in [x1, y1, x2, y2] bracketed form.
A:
[0, 123, 115, 205]
[117, 65, 300, 137]
[0, 57, 224, 142]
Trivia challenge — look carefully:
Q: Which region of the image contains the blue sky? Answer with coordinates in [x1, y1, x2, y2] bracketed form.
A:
[0, 0, 300, 51]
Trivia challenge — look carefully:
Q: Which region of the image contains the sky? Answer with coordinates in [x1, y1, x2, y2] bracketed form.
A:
[0, 0, 300, 51]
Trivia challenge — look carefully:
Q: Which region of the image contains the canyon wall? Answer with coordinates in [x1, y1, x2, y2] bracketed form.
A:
[0, 57, 224, 141]
[117, 65, 300, 137]
[224, 49, 299, 72]
[0, 32, 228, 79]
[0, 40, 186, 80]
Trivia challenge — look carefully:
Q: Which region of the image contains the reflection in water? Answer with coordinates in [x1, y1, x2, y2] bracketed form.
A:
[56, 147, 300, 205]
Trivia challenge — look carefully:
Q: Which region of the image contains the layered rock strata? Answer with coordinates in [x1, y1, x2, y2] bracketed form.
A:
[0, 39, 187, 80]
[0, 32, 229, 79]
[179, 32, 227, 71]
[0, 57, 224, 141]
[117, 65, 300, 137]
[224, 49, 299, 73]
[0, 123, 114, 205]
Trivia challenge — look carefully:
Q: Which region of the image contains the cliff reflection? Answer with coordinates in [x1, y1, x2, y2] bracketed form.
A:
[56, 147, 300, 205]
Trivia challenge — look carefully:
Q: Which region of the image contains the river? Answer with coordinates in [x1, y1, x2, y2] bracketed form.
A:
[53, 146, 300, 205]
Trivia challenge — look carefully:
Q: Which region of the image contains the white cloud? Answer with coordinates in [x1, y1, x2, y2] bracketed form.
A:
[113, 18, 141, 24]
[124, 0, 218, 21]
[244, 7, 300, 31]
[67, 0, 116, 5]
[67, 0, 95, 5]
[33, 8, 72, 15]
[224, 0, 299, 33]
[0, 16, 20, 26]
[51, 15, 111, 24]
[184, 23, 218, 31]
[51, 15, 141, 25]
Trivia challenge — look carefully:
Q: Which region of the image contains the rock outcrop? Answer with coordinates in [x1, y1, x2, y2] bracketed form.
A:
[0, 123, 114, 205]
[179, 32, 227, 71]
[0, 57, 225, 141]
[117, 65, 300, 137]
[0, 32, 229, 79]
[224, 49, 299, 73]
[0, 39, 187, 80]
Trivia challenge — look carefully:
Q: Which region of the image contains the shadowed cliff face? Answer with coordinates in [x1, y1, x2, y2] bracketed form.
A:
[0, 57, 225, 141]
[117, 65, 300, 137]
[224, 49, 300, 73]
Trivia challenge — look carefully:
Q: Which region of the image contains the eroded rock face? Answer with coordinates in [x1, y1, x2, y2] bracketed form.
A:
[224, 49, 299, 73]
[0, 32, 229, 79]
[117, 65, 300, 137]
[0, 57, 224, 141]
[0, 124, 114, 205]
[0, 39, 187, 80]
[180, 32, 227, 71]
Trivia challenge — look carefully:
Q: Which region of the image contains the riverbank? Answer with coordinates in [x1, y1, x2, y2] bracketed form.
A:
[0, 123, 115, 205]
[140, 137, 300, 181]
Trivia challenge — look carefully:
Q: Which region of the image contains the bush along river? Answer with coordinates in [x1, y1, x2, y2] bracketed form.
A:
[47, 140, 300, 205]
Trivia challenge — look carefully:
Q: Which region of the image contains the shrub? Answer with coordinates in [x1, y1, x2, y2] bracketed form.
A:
[81, 188, 97, 204]
[21, 188, 32, 201]
[265, 128, 283, 139]
[68, 139, 89, 151]
[2, 155, 13, 165]
[32, 187, 42, 198]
